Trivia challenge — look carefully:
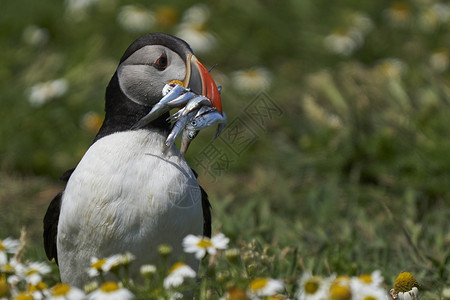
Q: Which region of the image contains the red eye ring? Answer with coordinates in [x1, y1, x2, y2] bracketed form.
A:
[154, 54, 168, 70]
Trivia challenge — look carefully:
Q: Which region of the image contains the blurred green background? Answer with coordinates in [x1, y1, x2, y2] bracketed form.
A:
[1, 0, 449, 295]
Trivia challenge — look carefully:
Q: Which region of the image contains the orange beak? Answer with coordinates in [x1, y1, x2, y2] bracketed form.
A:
[183, 54, 223, 114]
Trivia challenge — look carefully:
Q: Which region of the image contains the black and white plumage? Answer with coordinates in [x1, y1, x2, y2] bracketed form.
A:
[43, 33, 219, 287]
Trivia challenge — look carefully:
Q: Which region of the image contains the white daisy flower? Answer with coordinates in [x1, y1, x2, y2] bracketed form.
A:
[383, 2, 412, 27]
[49, 283, 85, 300]
[391, 272, 420, 300]
[324, 30, 359, 56]
[17, 262, 51, 285]
[430, 49, 449, 73]
[87, 256, 116, 277]
[176, 24, 216, 54]
[374, 58, 407, 79]
[354, 285, 388, 300]
[117, 5, 155, 33]
[29, 79, 68, 107]
[88, 281, 134, 300]
[65, 0, 99, 20]
[1, 258, 22, 276]
[140, 264, 157, 276]
[231, 67, 272, 94]
[176, 4, 216, 53]
[422, 3, 450, 30]
[351, 270, 384, 291]
[328, 277, 352, 300]
[297, 272, 332, 300]
[247, 277, 284, 298]
[349, 12, 373, 35]
[396, 287, 419, 300]
[7, 274, 21, 286]
[22, 25, 50, 47]
[181, 4, 210, 25]
[107, 252, 135, 270]
[441, 286, 450, 299]
[168, 292, 183, 300]
[0, 237, 20, 265]
[183, 233, 229, 259]
[163, 262, 196, 289]
[28, 281, 50, 300]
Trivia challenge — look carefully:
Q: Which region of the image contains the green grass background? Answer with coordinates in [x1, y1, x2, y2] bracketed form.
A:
[0, 0, 449, 297]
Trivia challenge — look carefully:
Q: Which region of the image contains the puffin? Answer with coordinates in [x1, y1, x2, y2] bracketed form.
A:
[43, 33, 221, 287]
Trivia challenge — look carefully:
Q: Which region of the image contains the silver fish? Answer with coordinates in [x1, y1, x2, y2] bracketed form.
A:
[179, 128, 199, 155]
[165, 110, 198, 148]
[132, 84, 194, 129]
[167, 96, 211, 123]
[178, 108, 227, 155]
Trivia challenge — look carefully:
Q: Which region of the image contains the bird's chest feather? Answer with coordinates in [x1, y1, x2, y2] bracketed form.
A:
[58, 130, 202, 255]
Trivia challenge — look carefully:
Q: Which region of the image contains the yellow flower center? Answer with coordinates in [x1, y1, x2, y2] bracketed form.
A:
[0, 242, 5, 251]
[14, 292, 34, 300]
[100, 282, 120, 293]
[0, 277, 10, 298]
[245, 70, 262, 79]
[394, 272, 419, 292]
[82, 113, 103, 133]
[363, 297, 377, 300]
[358, 274, 373, 284]
[28, 282, 48, 292]
[196, 239, 213, 249]
[91, 258, 107, 270]
[330, 285, 352, 300]
[192, 23, 207, 33]
[52, 283, 71, 296]
[168, 262, 187, 274]
[249, 278, 268, 291]
[391, 2, 410, 13]
[3, 264, 14, 273]
[227, 287, 250, 300]
[155, 6, 178, 27]
[304, 277, 321, 294]
[25, 269, 38, 276]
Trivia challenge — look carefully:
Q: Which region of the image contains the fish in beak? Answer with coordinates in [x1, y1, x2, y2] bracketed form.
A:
[131, 54, 225, 155]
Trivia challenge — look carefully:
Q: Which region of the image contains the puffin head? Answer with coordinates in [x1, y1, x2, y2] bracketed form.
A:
[95, 33, 222, 141]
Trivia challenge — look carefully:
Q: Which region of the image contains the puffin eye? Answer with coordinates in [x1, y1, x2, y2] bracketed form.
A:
[153, 54, 168, 71]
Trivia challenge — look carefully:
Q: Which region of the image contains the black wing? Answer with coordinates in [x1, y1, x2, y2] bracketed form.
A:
[43, 192, 62, 264]
[200, 185, 212, 238]
[191, 168, 212, 238]
[43, 168, 75, 265]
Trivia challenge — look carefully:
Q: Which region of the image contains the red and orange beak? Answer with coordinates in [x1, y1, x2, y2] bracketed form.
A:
[183, 54, 223, 114]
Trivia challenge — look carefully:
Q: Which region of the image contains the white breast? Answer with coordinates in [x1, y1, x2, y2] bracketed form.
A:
[57, 130, 203, 287]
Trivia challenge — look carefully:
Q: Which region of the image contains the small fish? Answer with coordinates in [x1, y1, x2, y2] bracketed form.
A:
[186, 109, 227, 132]
[132, 84, 194, 129]
[179, 128, 199, 155]
[165, 110, 198, 148]
[167, 96, 211, 123]
[178, 108, 227, 155]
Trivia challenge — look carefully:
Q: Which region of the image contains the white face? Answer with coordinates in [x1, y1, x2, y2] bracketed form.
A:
[117, 45, 187, 106]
